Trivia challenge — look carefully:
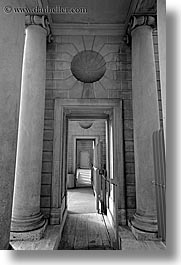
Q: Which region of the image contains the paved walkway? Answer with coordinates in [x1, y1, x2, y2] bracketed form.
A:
[67, 186, 96, 214]
[58, 187, 115, 250]
[58, 213, 115, 250]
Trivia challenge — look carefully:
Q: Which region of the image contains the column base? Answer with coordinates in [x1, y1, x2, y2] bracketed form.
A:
[11, 212, 45, 232]
[10, 212, 47, 241]
[10, 219, 48, 241]
[129, 213, 158, 241]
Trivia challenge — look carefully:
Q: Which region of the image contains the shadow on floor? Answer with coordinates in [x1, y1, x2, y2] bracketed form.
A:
[58, 187, 115, 250]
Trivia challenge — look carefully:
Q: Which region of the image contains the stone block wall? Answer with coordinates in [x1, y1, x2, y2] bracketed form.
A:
[40, 34, 135, 221]
[40, 32, 162, 223]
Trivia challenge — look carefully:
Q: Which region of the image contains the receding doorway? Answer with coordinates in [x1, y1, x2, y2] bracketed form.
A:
[52, 99, 124, 249]
[60, 117, 116, 250]
[76, 139, 95, 187]
[66, 119, 106, 214]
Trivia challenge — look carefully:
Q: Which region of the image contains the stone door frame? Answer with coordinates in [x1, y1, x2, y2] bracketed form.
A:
[73, 136, 99, 174]
[50, 99, 125, 226]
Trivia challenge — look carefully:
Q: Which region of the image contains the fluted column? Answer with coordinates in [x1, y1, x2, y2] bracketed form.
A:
[0, 0, 25, 249]
[11, 16, 51, 240]
[157, 0, 166, 144]
[128, 16, 160, 240]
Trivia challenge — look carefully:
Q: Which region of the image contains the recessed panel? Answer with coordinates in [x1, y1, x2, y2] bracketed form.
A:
[47, 0, 132, 24]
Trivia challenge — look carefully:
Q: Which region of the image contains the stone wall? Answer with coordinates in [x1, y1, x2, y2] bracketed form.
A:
[40, 32, 162, 223]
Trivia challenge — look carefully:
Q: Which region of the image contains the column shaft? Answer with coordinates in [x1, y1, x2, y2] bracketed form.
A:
[157, 0, 166, 143]
[131, 22, 160, 239]
[0, 0, 25, 249]
[11, 24, 47, 238]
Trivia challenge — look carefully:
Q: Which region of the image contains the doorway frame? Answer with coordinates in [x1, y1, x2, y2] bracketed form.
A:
[50, 99, 125, 229]
[73, 136, 99, 174]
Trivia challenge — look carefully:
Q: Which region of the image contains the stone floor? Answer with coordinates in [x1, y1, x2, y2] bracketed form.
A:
[58, 186, 116, 250]
[67, 186, 96, 214]
[10, 224, 63, 250]
[10, 186, 166, 251]
[58, 213, 115, 250]
[118, 226, 166, 251]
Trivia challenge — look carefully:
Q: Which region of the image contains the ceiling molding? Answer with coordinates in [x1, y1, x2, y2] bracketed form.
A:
[135, 0, 157, 14]
[51, 23, 125, 36]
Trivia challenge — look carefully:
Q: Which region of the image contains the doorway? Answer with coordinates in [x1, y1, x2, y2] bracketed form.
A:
[60, 117, 116, 250]
[52, 99, 124, 249]
[75, 139, 94, 187]
[67, 120, 106, 213]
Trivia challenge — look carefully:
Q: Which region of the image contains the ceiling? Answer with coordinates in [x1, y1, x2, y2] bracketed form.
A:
[46, 0, 132, 24]
[24, 0, 157, 34]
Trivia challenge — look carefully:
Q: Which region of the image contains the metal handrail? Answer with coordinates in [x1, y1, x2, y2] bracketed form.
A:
[101, 174, 118, 186]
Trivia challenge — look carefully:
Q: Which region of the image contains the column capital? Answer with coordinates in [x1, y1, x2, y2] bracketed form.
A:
[125, 15, 156, 44]
[25, 15, 52, 43]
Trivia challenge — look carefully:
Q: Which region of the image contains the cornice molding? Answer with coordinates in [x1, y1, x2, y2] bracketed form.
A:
[51, 23, 125, 36]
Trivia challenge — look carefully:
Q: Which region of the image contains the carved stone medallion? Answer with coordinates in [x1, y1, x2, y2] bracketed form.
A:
[71, 50, 106, 83]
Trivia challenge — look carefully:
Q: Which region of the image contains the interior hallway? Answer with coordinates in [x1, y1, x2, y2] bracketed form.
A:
[58, 187, 115, 250]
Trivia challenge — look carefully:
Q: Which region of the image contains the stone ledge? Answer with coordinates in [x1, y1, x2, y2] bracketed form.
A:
[10, 219, 48, 241]
[10, 224, 61, 250]
[10, 210, 67, 250]
[118, 226, 166, 251]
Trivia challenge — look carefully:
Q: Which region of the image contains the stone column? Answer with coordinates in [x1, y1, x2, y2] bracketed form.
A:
[129, 16, 160, 240]
[157, 0, 166, 144]
[11, 16, 51, 240]
[0, 0, 25, 249]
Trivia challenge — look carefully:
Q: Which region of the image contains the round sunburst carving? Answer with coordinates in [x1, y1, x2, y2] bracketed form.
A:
[71, 50, 106, 83]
